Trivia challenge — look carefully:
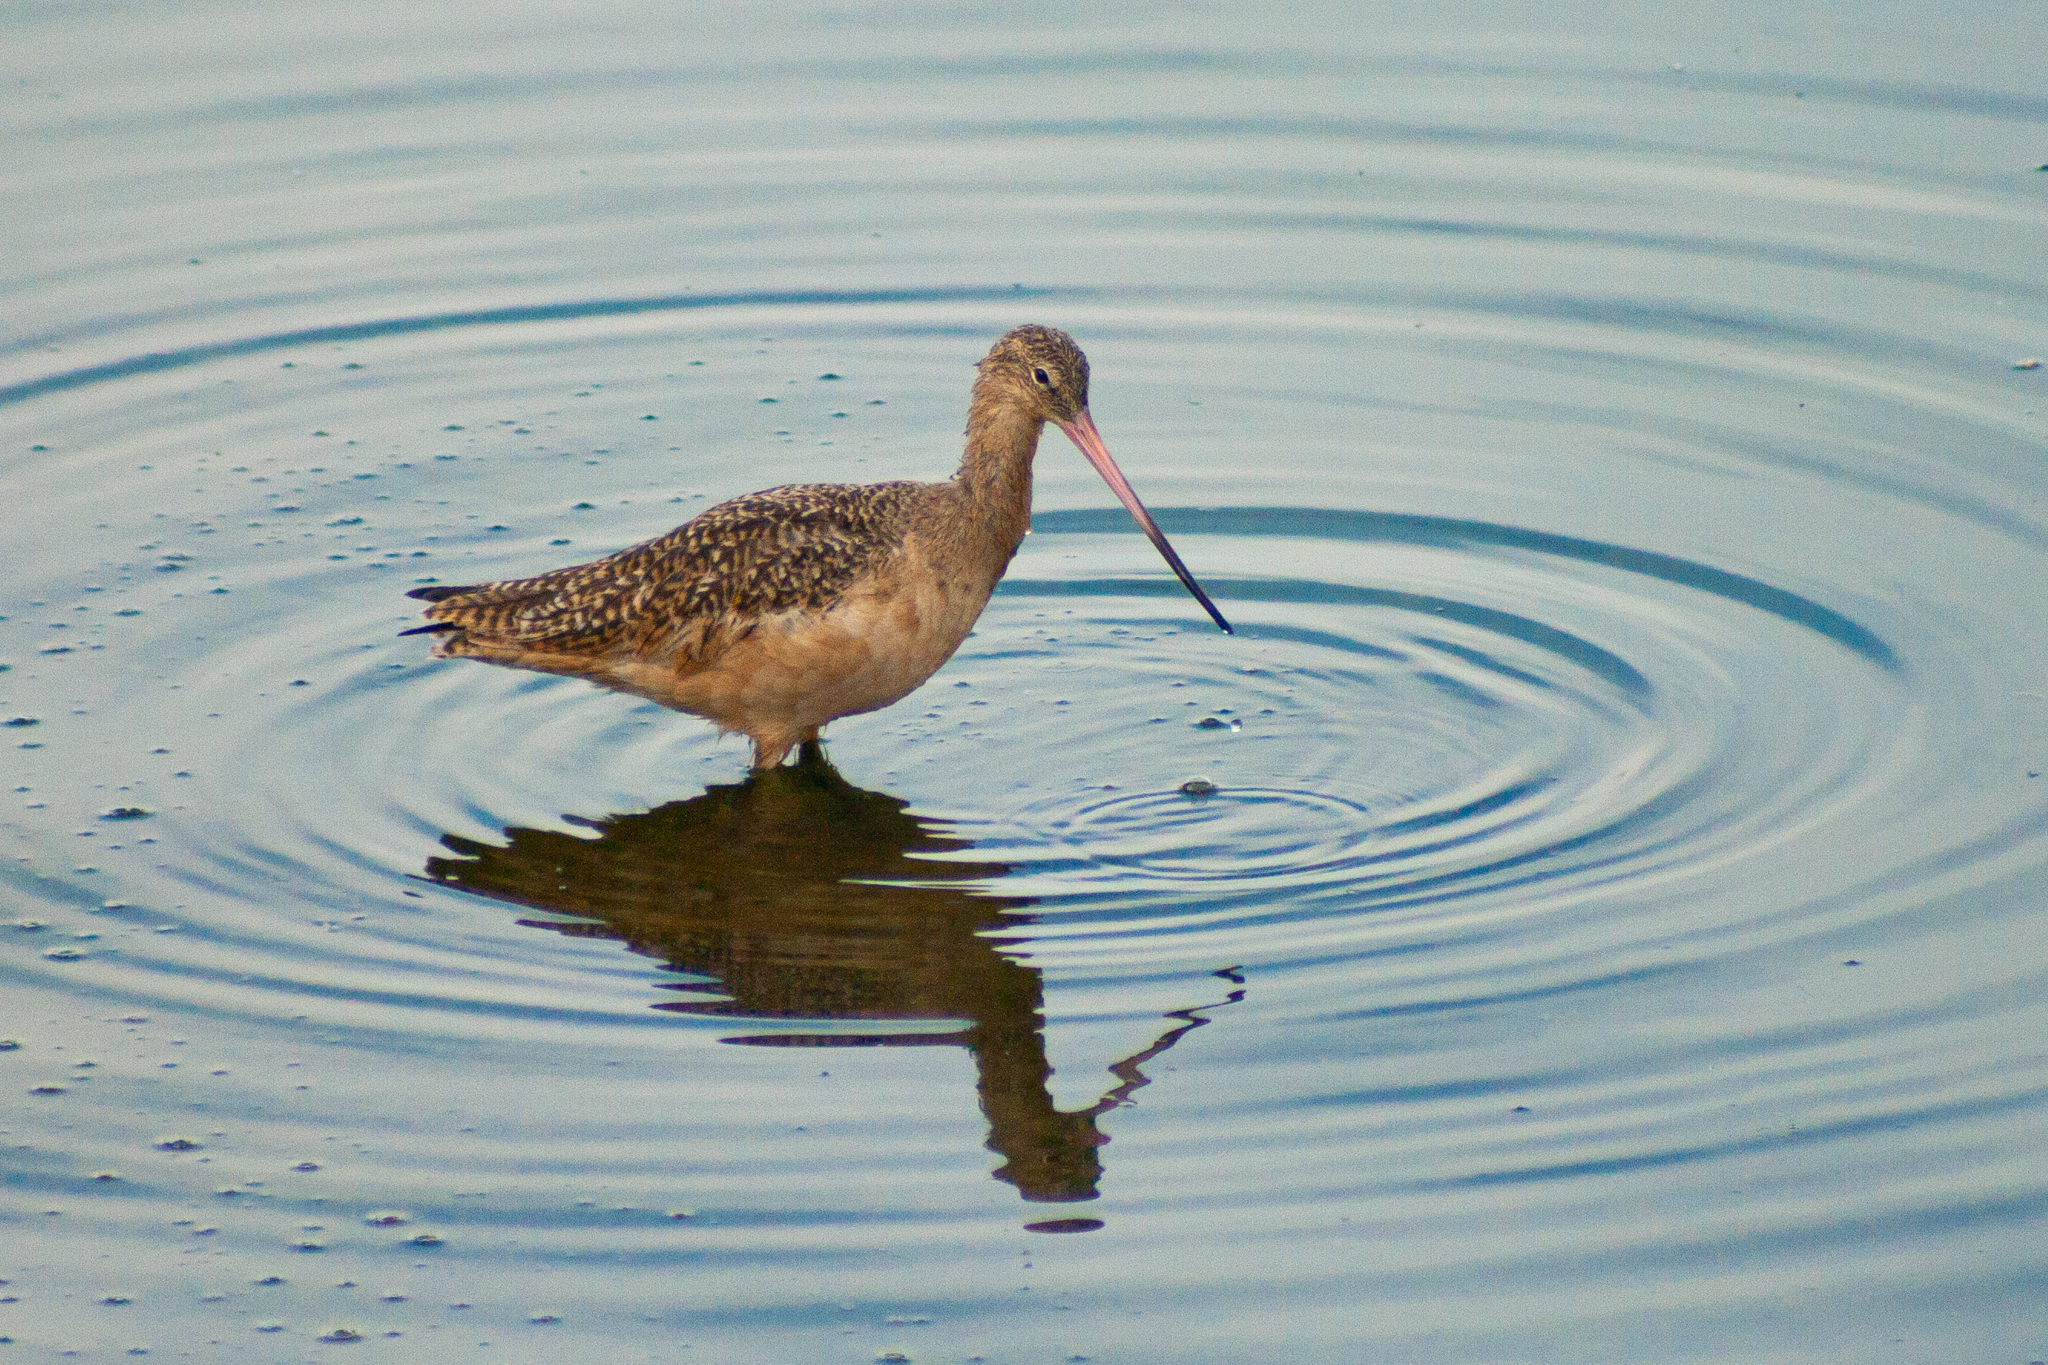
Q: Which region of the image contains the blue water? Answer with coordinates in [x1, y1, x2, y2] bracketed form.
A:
[3, 2, 2046, 1360]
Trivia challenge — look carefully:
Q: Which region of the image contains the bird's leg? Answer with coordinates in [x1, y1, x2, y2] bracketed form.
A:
[749, 735, 795, 770]
[794, 729, 827, 768]
[749, 726, 825, 770]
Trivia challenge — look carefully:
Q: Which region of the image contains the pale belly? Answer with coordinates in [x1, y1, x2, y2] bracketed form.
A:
[600, 565, 996, 751]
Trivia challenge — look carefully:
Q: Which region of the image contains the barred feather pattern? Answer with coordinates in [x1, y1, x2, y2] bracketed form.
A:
[410, 481, 928, 661]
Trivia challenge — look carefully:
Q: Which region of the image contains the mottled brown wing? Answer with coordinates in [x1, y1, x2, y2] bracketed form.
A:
[410, 482, 925, 655]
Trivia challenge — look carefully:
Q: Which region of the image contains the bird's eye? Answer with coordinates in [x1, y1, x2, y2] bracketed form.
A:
[1032, 367, 1054, 387]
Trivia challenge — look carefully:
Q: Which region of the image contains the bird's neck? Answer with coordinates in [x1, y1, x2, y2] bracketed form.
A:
[953, 385, 1042, 548]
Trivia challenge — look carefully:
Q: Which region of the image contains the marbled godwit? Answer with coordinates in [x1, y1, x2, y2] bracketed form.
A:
[405, 325, 1231, 768]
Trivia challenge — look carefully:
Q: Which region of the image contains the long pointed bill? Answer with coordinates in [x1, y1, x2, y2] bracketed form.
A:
[1056, 410, 1232, 634]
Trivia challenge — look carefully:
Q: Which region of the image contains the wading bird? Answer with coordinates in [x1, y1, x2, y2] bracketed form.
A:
[405, 325, 1230, 768]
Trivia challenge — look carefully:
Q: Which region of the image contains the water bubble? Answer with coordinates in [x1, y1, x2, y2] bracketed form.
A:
[155, 1137, 203, 1151]
[99, 807, 151, 820]
[407, 1233, 444, 1247]
[1180, 779, 1218, 797]
[317, 1328, 363, 1343]
[362, 1210, 409, 1226]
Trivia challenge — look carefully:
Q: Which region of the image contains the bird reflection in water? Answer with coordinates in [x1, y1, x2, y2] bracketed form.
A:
[423, 744, 1242, 1215]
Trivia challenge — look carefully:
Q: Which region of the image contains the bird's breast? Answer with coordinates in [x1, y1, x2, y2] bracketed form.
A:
[659, 540, 1000, 734]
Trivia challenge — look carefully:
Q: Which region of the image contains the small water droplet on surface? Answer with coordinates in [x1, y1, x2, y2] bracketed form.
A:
[363, 1210, 409, 1226]
[1192, 716, 1228, 729]
[155, 1136, 202, 1150]
[318, 1327, 363, 1343]
[407, 1232, 444, 1247]
[1180, 779, 1218, 796]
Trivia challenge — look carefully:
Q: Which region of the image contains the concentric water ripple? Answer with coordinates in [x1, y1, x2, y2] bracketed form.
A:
[4, 3, 2047, 1360]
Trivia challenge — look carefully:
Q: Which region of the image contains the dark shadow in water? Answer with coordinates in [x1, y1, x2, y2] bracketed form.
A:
[422, 748, 1241, 1211]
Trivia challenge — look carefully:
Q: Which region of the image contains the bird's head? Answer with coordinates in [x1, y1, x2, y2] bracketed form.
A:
[976, 324, 1092, 426]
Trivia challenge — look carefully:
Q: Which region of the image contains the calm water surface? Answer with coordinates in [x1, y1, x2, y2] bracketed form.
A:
[4, 2, 2047, 1361]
